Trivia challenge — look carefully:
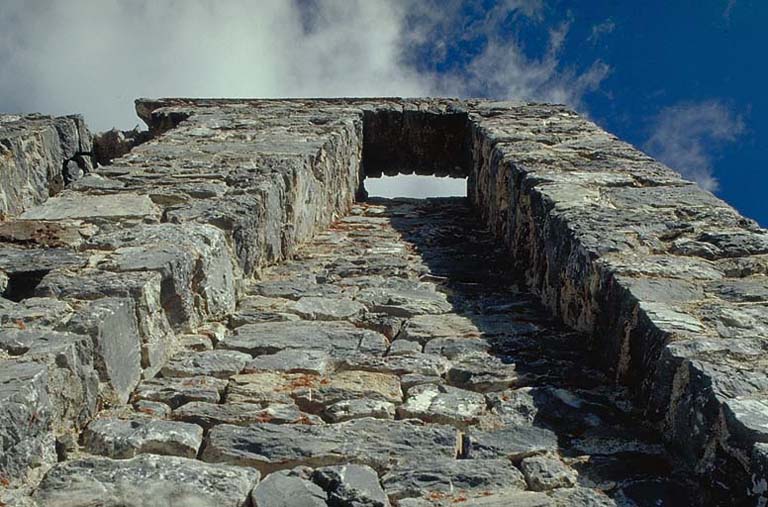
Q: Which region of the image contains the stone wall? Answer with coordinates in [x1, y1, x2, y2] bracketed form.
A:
[466, 102, 768, 503]
[0, 114, 93, 217]
[1, 98, 766, 504]
[0, 101, 362, 490]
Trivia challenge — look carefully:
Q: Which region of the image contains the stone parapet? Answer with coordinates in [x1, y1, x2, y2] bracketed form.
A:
[0, 100, 362, 488]
[0, 114, 93, 217]
[0, 98, 765, 504]
[465, 102, 768, 503]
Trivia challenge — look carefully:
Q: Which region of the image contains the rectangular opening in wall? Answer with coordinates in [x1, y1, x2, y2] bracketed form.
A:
[363, 175, 466, 199]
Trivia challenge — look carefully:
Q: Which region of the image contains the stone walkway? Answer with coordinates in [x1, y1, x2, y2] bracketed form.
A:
[30, 197, 704, 506]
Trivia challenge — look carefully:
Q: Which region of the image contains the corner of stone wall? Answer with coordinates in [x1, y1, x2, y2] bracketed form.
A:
[465, 101, 768, 505]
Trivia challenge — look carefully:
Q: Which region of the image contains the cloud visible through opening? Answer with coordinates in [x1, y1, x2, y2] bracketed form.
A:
[644, 100, 744, 192]
[0, 0, 608, 131]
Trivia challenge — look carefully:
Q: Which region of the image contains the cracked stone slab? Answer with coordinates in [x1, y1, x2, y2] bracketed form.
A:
[292, 370, 403, 414]
[62, 297, 142, 403]
[220, 321, 388, 357]
[33, 454, 259, 507]
[20, 193, 159, 221]
[356, 286, 452, 317]
[402, 313, 541, 344]
[251, 469, 328, 507]
[174, 401, 308, 429]
[397, 383, 486, 428]
[520, 455, 577, 491]
[447, 353, 520, 392]
[424, 337, 490, 360]
[0, 328, 98, 433]
[381, 459, 526, 501]
[244, 349, 334, 376]
[0, 246, 88, 274]
[466, 424, 559, 460]
[225, 372, 318, 405]
[134, 375, 228, 408]
[0, 360, 54, 484]
[82, 417, 203, 459]
[312, 464, 390, 507]
[250, 279, 343, 300]
[0, 296, 72, 330]
[340, 351, 450, 377]
[388, 339, 423, 356]
[202, 418, 461, 474]
[35, 270, 175, 378]
[292, 296, 366, 321]
[324, 398, 396, 423]
[160, 349, 252, 379]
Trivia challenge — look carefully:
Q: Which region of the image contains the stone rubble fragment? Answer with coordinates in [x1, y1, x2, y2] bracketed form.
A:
[33, 454, 259, 507]
[82, 417, 203, 459]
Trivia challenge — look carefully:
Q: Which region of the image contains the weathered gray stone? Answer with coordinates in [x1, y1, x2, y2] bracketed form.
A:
[520, 455, 577, 491]
[292, 296, 365, 321]
[250, 279, 343, 300]
[161, 349, 251, 379]
[251, 469, 328, 507]
[0, 328, 98, 432]
[33, 454, 259, 507]
[94, 223, 237, 330]
[134, 399, 171, 418]
[466, 424, 559, 460]
[388, 339, 423, 356]
[62, 297, 141, 403]
[230, 295, 300, 327]
[398, 383, 486, 428]
[382, 459, 526, 501]
[37, 270, 174, 378]
[438, 491, 552, 506]
[0, 113, 92, 216]
[356, 285, 452, 317]
[324, 398, 396, 423]
[447, 353, 519, 392]
[202, 419, 461, 474]
[83, 417, 203, 459]
[340, 351, 450, 377]
[0, 219, 88, 248]
[0, 297, 73, 330]
[175, 401, 308, 429]
[424, 337, 490, 359]
[292, 370, 402, 414]
[134, 375, 227, 408]
[312, 464, 389, 507]
[0, 246, 87, 275]
[220, 321, 388, 357]
[20, 193, 159, 221]
[245, 349, 333, 375]
[402, 313, 540, 344]
[1, 98, 731, 503]
[225, 372, 315, 405]
[0, 360, 54, 485]
[178, 333, 214, 351]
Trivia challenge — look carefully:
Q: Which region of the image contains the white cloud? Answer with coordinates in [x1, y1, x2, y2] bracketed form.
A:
[644, 100, 744, 191]
[0, 0, 610, 132]
[588, 19, 616, 43]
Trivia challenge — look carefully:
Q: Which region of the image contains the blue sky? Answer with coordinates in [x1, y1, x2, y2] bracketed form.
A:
[0, 0, 763, 224]
[397, 0, 765, 224]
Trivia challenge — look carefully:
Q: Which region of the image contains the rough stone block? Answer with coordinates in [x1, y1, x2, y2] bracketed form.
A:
[62, 297, 141, 403]
[33, 454, 259, 507]
[82, 417, 203, 459]
[202, 419, 461, 474]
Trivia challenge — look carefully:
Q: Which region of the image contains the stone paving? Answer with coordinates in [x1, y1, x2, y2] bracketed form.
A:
[28, 197, 706, 506]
